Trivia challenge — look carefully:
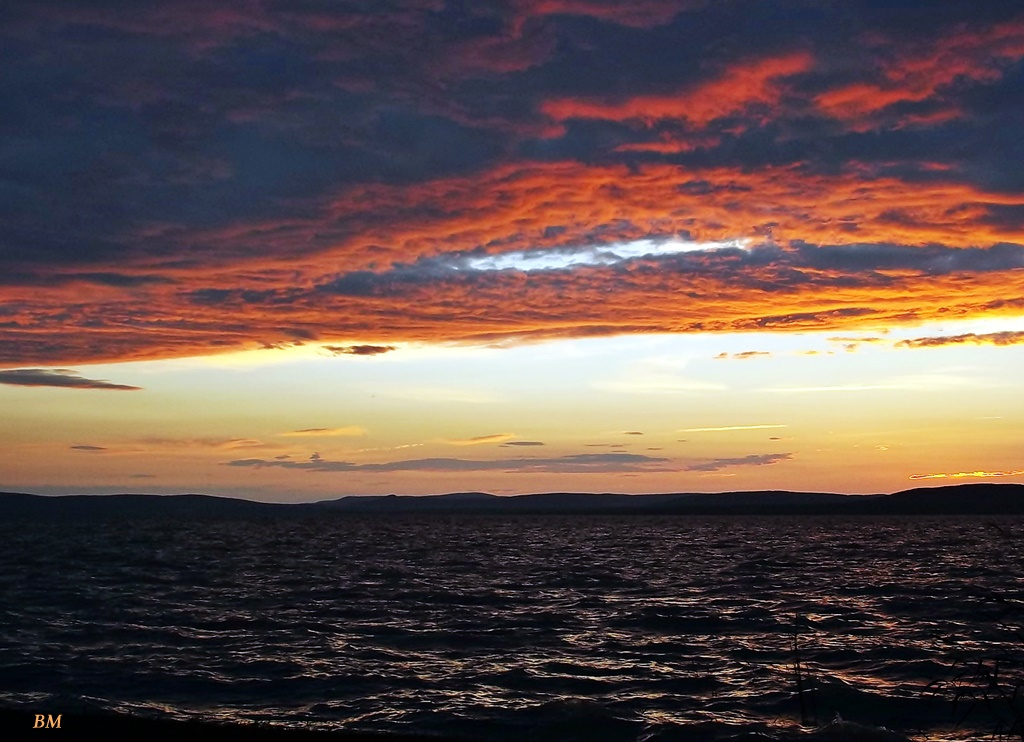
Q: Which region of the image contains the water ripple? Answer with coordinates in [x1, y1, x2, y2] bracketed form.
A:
[2, 514, 1023, 741]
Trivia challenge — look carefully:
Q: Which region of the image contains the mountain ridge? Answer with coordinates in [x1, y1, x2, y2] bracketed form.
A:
[1, 483, 1022, 516]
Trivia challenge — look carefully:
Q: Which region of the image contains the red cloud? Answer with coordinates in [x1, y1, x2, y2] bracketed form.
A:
[4, 158, 1024, 366]
[515, 0, 696, 29]
[542, 51, 813, 127]
[3, 9, 1024, 368]
[816, 20, 1024, 127]
[896, 331, 1024, 349]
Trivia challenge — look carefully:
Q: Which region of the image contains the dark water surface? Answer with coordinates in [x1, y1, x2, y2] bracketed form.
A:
[2, 514, 1023, 741]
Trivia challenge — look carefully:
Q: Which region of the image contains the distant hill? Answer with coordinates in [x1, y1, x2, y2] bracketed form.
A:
[0, 492, 292, 518]
[2, 483, 1023, 517]
[869, 483, 1024, 514]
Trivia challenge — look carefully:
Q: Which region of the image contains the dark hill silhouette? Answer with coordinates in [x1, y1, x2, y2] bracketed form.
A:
[0, 492, 293, 518]
[2, 483, 1022, 516]
[865, 482, 1024, 514]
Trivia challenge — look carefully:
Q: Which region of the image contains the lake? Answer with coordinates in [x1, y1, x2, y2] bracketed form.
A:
[2, 514, 1023, 741]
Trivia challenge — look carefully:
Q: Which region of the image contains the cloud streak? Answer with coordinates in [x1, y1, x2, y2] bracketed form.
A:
[715, 351, 771, 360]
[323, 345, 397, 356]
[136, 437, 268, 451]
[441, 433, 518, 446]
[2, 3, 1023, 365]
[896, 331, 1024, 349]
[280, 427, 367, 437]
[909, 470, 1024, 480]
[686, 453, 793, 472]
[680, 424, 787, 433]
[226, 452, 673, 474]
[0, 369, 141, 391]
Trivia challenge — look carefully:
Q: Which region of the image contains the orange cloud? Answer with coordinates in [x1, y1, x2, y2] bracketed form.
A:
[331, 161, 1024, 261]
[715, 351, 771, 360]
[816, 21, 1024, 127]
[4, 159, 1024, 366]
[896, 331, 1024, 349]
[542, 51, 813, 127]
[909, 470, 1024, 480]
[4, 3, 1023, 388]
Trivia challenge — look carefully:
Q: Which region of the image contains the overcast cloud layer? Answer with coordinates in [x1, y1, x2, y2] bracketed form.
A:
[2, 1, 1023, 364]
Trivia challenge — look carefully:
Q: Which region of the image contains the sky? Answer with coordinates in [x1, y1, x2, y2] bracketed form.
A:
[1, 0, 1023, 501]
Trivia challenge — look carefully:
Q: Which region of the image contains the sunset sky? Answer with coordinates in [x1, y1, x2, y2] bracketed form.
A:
[2, 0, 1023, 501]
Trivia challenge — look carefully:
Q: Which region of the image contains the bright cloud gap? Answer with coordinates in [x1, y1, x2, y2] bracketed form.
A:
[462, 238, 752, 273]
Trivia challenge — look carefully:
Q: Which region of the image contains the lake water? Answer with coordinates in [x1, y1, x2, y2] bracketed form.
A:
[2, 514, 1023, 741]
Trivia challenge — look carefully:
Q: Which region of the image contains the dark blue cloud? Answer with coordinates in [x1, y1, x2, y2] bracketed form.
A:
[0, 368, 141, 390]
[686, 452, 793, 472]
[323, 344, 396, 356]
[2, 1, 1018, 272]
[1, 0, 1022, 364]
[226, 451, 672, 473]
[318, 240, 1024, 299]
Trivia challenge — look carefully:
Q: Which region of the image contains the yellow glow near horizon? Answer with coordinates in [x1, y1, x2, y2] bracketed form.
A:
[1, 314, 1022, 500]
